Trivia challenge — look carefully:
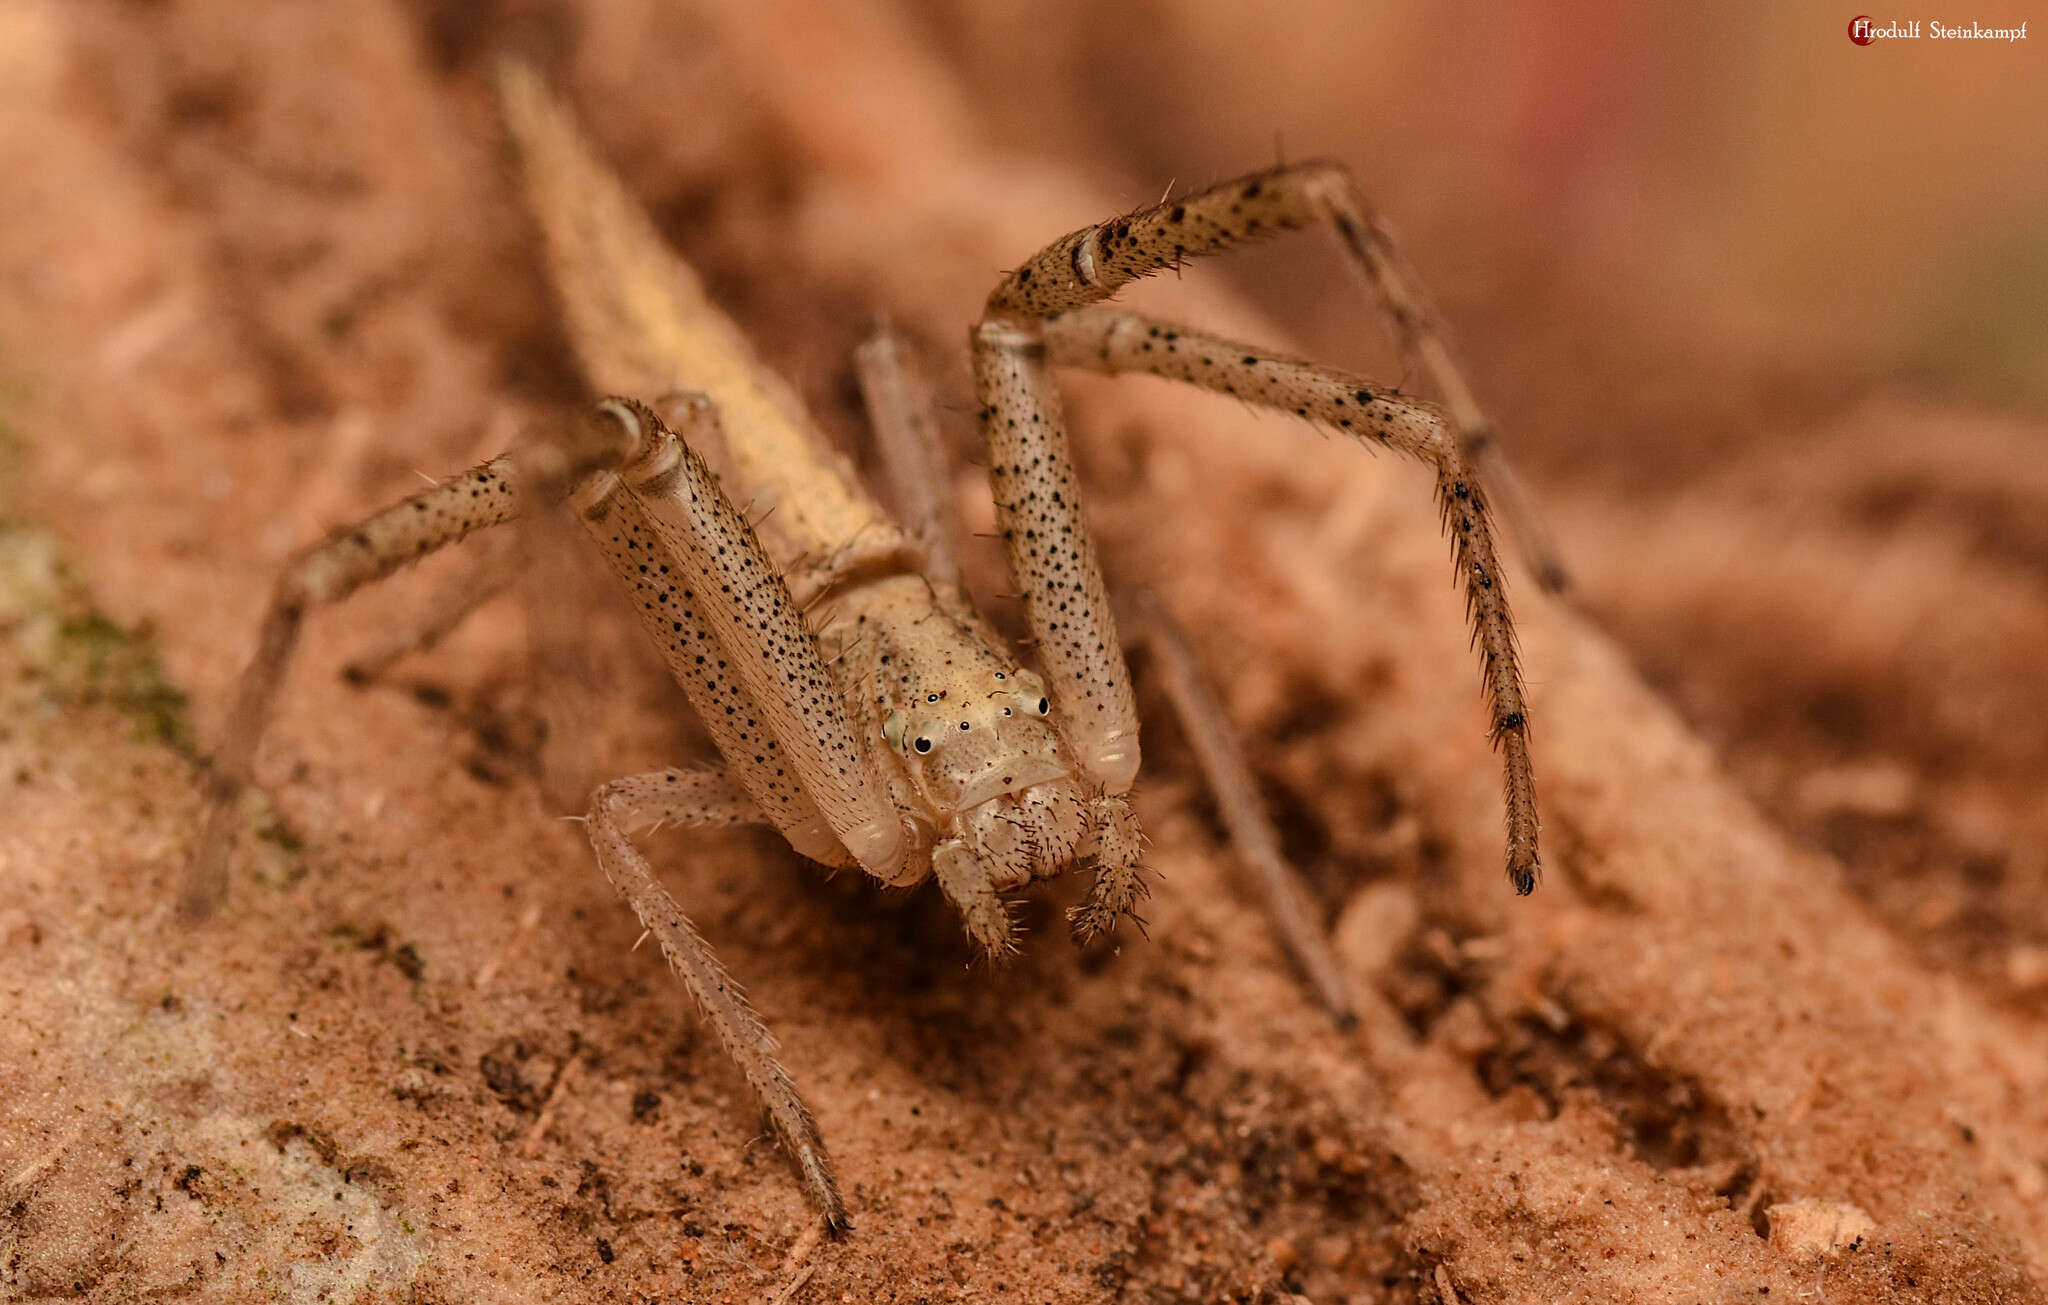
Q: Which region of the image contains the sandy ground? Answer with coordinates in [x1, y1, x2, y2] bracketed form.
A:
[3, 3, 2047, 1302]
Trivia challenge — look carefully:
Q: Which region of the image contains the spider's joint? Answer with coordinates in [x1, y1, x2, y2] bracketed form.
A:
[1072, 224, 1103, 288]
[593, 396, 648, 453]
[1101, 311, 1146, 360]
[974, 318, 1043, 351]
[569, 468, 621, 515]
[621, 425, 684, 490]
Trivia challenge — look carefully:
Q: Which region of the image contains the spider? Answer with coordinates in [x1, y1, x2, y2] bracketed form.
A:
[182, 60, 1545, 1232]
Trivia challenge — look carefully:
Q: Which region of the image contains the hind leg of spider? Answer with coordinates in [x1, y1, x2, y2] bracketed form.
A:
[1130, 590, 1354, 1026]
[1312, 184, 1571, 596]
[854, 328, 966, 601]
[184, 456, 525, 919]
[584, 766, 849, 1233]
[340, 533, 517, 686]
[332, 523, 594, 811]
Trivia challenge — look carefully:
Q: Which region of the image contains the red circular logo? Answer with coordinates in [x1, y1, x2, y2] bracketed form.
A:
[1848, 15, 1876, 43]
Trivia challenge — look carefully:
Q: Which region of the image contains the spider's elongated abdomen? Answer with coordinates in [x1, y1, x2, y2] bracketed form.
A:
[499, 61, 904, 582]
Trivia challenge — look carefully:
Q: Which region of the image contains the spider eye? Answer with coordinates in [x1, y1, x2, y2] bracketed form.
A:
[1006, 688, 1053, 718]
[1001, 706, 1013, 718]
[959, 721, 970, 731]
[914, 736, 933, 754]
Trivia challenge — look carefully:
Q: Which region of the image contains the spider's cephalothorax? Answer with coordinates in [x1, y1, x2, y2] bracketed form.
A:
[830, 575, 1127, 934]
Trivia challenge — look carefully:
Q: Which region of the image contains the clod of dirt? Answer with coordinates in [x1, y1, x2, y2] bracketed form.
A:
[1765, 1198, 1879, 1260]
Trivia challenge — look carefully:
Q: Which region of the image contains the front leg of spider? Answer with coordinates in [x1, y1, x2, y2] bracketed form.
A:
[973, 164, 1540, 896]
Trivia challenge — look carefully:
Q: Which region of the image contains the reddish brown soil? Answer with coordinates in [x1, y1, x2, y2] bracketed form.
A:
[4, 4, 2046, 1303]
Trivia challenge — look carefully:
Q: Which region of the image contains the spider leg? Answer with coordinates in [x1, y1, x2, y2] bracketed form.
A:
[971, 320, 1139, 796]
[331, 525, 607, 811]
[185, 456, 522, 918]
[583, 766, 849, 1234]
[577, 460, 853, 870]
[1048, 305, 1539, 895]
[188, 398, 666, 919]
[1313, 186, 1572, 596]
[982, 161, 1566, 587]
[853, 328, 966, 599]
[594, 397, 912, 883]
[1129, 590, 1353, 1026]
[340, 532, 517, 685]
[973, 163, 1538, 895]
[189, 387, 906, 920]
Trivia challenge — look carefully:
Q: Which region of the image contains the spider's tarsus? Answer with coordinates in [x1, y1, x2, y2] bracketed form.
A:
[1066, 898, 1147, 946]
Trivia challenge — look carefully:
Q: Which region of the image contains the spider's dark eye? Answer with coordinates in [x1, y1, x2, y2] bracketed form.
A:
[994, 672, 1007, 681]
[1002, 707, 1013, 717]
[1035, 697, 1051, 716]
[925, 692, 940, 703]
[914, 737, 932, 754]
[959, 721, 970, 731]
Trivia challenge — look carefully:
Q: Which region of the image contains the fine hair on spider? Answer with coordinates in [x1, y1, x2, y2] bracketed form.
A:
[182, 58, 1552, 1232]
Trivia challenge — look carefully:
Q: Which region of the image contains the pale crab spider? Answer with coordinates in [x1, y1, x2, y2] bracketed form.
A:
[183, 61, 1546, 1231]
